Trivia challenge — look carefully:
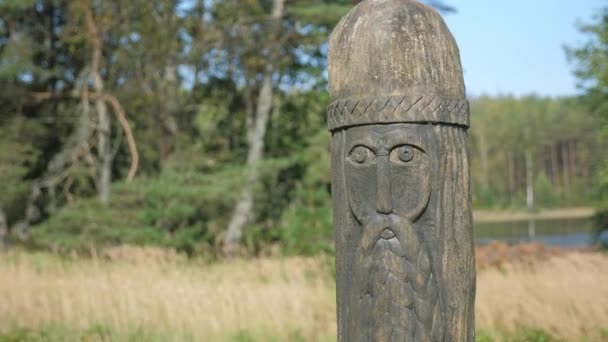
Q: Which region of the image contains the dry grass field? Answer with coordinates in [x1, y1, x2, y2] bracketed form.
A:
[476, 251, 608, 341]
[1, 246, 607, 341]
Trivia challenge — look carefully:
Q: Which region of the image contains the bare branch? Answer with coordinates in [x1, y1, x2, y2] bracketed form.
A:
[102, 94, 139, 182]
[28, 89, 139, 183]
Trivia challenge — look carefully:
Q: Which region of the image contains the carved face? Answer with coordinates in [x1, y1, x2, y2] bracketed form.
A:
[333, 123, 473, 342]
[343, 123, 433, 226]
[338, 123, 440, 340]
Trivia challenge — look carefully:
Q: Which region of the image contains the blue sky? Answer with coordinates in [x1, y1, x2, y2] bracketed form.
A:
[443, 0, 603, 97]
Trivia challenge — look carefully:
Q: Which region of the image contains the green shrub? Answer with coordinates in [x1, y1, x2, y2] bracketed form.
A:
[534, 172, 560, 208]
[512, 328, 559, 342]
[592, 203, 608, 249]
[474, 328, 562, 342]
[0, 117, 42, 225]
[278, 182, 333, 255]
[26, 168, 243, 256]
[475, 330, 496, 342]
[277, 130, 333, 256]
[0, 324, 180, 342]
[23, 127, 335, 257]
[228, 329, 309, 342]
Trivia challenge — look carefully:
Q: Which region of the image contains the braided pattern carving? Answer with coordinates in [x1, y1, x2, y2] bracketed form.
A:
[355, 220, 442, 341]
[327, 95, 469, 131]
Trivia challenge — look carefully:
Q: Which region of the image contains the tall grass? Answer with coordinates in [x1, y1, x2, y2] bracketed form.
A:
[0, 247, 335, 341]
[476, 251, 608, 341]
[1, 246, 606, 341]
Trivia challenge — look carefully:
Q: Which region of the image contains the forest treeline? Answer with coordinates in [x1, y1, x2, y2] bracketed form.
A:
[0, 0, 606, 255]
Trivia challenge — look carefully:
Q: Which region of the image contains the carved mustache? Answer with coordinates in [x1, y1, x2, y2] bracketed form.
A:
[355, 213, 423, 299]
[360, 214, 420, 260]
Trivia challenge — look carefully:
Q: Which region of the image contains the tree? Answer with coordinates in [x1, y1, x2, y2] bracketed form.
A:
[221, 0, 456, 254]
[220, 0, 352, 254]
[222, 0, 287, 254]
[566, 8, 608, 129]
[29, 1, 138, 205]
[0, 0, 602, 256]
[566, 6, 608, 245]
[0, 0, 144, 235]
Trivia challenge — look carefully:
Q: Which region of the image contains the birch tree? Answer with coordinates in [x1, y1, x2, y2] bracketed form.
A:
[223, 0, 286, 255]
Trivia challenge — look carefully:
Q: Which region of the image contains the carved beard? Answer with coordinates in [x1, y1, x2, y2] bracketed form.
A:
[332, 125, 475, 342]
[351, 213, 442, 342]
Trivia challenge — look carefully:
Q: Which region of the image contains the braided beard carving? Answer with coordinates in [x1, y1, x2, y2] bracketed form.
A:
[337, 124, 444, 341]
[352, 214, 442, 342]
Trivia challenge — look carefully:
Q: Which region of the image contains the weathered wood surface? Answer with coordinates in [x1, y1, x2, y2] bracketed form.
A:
[328, 1, 475, 341]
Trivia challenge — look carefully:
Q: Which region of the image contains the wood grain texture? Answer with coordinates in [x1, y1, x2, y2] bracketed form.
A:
[328, 0, 466, 103]
[328, 1, 475, 341]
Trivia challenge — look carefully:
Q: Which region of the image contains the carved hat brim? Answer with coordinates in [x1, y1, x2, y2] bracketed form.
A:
[327, 95, 469, 131]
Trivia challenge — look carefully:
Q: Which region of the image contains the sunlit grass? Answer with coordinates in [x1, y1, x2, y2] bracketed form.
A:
[0, 246, 606, 341]
[476, 251, 608, 341]
[0, 246, 336, 341]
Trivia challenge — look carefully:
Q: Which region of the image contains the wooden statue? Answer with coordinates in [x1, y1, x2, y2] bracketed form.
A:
[327, 1, 475, 341]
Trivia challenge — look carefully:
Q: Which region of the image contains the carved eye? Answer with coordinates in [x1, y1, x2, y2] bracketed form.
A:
[391, 145, 415, 164]
[347, 146, 375, 165]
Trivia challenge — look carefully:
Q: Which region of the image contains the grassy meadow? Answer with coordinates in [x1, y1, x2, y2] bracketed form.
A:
[1, 247, 607, 341]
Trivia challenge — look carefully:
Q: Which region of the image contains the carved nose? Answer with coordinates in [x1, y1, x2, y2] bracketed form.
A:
[376, 156, 392, 214]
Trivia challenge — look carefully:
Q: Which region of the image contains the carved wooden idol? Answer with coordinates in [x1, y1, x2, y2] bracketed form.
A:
[327, 1, 476, 341]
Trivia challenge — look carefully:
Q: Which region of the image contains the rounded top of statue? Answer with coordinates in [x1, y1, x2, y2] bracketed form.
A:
[327, 0, 469, 131]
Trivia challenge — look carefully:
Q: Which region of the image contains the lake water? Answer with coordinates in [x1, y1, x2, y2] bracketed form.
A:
[474, 217, 595, 247]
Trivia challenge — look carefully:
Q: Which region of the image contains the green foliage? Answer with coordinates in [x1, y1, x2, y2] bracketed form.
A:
[565, 8, 608, 132]
[0, 0, 37, 11]
[566, 6, 608, 248]
[512, 328, 560, 342]
[0, 324, 182, 342]
[476, 328, 561, 342]
[278, 130, 333, 255]
[26, 142, 312, 256]
[0, 326, 580, 342]
[27, 197, 163, 254]
[0, 325, 317, 342]
[592, 202, 608, 249]
[534, 172, 560, 208]
[228, 330, 285, 342]
[287, 1, 351, 27]
[28, 167, 246, 255]
[470, 95, 602, 209]
[0, 0, 605, 257]
[475, 330, 496, 342]
[0, 117, 43, 224]
[0, 34, 39, 79]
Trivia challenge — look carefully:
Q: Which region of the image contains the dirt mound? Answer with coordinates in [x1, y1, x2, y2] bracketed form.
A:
[474, 241, 594, 270]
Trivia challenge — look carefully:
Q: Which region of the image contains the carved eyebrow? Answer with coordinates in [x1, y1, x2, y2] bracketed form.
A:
[346, 141, 378, 155]
[392, 142, 425, 153]
[380, 130, 426, 151]
[345, 133, 377, 153]
[345, 127, 428, 153]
